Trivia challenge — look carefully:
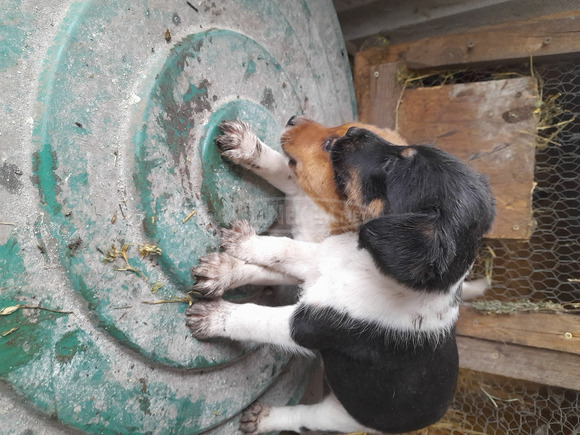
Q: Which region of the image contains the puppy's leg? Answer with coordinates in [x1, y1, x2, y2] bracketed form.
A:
[192, 252, 300, 298]
[221, 220, 320, 280]
[239, 393, 373, 434]
[216, 121, 299, 195]
[185, 300, 311, 355]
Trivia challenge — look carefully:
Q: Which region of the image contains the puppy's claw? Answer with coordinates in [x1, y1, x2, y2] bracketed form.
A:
[190, 252, 240, 297]
[215, 121, 261, 165]
[238, 422, 258, 434]
[185, 300, 228, 340]
[214, 121, 245, 151]
[239, 402, 271, 434]
[220, 220, 256, 259]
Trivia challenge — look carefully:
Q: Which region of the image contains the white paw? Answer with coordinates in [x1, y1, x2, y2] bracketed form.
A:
[185, 299, 231, 340]
[191, 252, 242, 297]
[215, 120, 262, 167]
[239, 402, 271, 434]
[220, 220, 257, 262]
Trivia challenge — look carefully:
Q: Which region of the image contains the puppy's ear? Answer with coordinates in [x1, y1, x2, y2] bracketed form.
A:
[358, 212, 457, 291]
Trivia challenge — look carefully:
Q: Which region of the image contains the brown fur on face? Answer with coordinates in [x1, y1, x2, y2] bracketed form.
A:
[280, 117, 407, 233]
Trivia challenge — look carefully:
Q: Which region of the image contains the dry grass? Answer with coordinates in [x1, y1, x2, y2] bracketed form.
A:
[466, 299, 580, 314]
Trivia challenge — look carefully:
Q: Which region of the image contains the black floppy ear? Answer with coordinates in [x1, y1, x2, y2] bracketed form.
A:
[358, 213, 457, 291]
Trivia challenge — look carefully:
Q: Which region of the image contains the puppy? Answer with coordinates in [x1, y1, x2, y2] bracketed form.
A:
[192, 117, 487, 298]
[186, 127, 495, 433]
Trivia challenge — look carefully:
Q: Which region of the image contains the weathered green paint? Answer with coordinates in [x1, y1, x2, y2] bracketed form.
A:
[0, 235, 26, 286]
[0, 306, 66, 377]
[31, 2, 237, 368]
[54, 330, 86, 364]
[244, 58, 257, 80]
[0, 0, 355, 432]
[200, 99, 283, 231]
[134, 29, 301, 290]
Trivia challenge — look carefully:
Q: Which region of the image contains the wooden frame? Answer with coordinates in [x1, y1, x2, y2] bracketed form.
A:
[456, 307, 580, 391]
[355, 10, 580, 123]
[457, 336, 580, 391]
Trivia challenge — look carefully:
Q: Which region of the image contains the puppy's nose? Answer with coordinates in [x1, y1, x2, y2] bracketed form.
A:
[286, 116, 297, 126]
[345, 126, 361, 137]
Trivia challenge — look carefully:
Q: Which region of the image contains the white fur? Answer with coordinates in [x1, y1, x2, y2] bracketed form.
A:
[187, 228, 462, 433]
[250, 393, 374, 433]
[224, 230, 460, 336]
[217, 121, 295, 192]
[186, 300, 312, 356]
[462, 277, 489, 300]
[193, 122, 334, 297]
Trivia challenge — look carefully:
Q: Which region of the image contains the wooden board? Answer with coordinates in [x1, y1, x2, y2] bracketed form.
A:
[457, 336, 580, 391]
[354, 47, 406, 126]
[404, 13, 580, 69]
[397, 78, 538, 239]
[354, 11, 580, 124]
[457, 306, 580, 355]
[366, 62, 402, 130]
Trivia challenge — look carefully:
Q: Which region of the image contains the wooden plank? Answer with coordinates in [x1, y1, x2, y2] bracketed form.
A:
[405, 13, 580, 69]
[354, 47, 405, 124]
[398, 78, 538, 239]
[457, 336, 580, 391]
[367, 62, 402, 130]
[457, 306, 580, 355]
[354, 11, 580, 123]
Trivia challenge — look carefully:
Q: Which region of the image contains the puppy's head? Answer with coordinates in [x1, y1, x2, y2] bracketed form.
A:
[331, 127, 495, 292]
[280, 116, 407, 232]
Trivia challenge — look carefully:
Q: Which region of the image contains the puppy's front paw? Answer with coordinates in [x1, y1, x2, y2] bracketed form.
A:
[185, 299, 231, 340]
[191, 252, 242, 298]
[215, 121, 262, 167]
[239, 402, 272, 434]
[220, 220, 256, 261]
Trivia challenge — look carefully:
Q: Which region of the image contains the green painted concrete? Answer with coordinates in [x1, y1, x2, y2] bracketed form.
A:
[0, 0, 355, 432]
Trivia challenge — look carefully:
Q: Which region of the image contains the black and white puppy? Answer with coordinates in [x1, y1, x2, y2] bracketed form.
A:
[186, 127, 495, 434]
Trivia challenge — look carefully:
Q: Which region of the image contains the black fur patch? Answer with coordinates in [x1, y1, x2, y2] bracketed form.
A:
[291, 304, 459, 433]
[332, 128, 495, 292]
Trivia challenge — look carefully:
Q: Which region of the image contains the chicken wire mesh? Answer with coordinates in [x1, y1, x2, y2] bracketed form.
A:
[457, 60, 579, 304]
[478, 60, 580, 305]
[400, 59, 580, 304]
[398, 59, 580, 434]
[425, 370, 580, 435]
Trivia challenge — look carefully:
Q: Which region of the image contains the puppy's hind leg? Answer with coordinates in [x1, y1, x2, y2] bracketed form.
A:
[240, 393, 374, 434]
